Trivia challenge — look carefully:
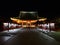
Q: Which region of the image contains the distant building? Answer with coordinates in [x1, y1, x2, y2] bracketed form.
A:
[10, 11, 47, 28]
[11, 11, 38, 27]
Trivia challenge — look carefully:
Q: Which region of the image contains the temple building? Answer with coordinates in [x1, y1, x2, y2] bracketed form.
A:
[10, 11, 46, 27]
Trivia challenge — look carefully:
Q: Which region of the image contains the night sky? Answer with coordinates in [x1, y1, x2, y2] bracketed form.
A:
[0, 0, 60, 19]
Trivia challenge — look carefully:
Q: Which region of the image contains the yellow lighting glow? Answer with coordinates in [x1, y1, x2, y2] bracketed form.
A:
[27, 21, 30, 23]
[20, 11, 37, 13]
[17, 20, 20, 23]
[23, 21, 27, 22]
[31, 20, 37, 22]
[22, 25, 27, 27]
[10, 18, 18, 21]
[10, 18, 37, 24]
[39, 18, 47, 21]
[31, 25, 35, 27]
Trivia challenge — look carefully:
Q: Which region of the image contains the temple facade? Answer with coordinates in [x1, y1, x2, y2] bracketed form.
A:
[11, 11, 38, 27]
[10, 11, 46, 27]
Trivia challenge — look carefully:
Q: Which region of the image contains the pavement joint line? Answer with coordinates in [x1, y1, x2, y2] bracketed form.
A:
[36, 28, 56, 40]
[37, 29, 58, 42]
[41, 32, 55, 40]
[0, 28, 23, 44]
[2, 28, 23, 44]
[3, 34, 17, 44]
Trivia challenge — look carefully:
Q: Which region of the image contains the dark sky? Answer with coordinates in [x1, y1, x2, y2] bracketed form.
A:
[0, 0, 60, 19]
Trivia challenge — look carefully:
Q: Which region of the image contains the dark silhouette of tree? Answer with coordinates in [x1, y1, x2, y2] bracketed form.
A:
[0, 16, 3, 31]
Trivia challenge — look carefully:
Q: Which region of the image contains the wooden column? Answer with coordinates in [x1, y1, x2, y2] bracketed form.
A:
[22, 20, 23, 27]
[30, 21, 31, 27]
[26, 21, 27, 27]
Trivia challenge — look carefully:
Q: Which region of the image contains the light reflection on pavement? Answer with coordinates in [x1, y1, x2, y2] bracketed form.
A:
[0, 28, 60, 45]
[4, 28, 60, 45]
[0, 28, 22, 45]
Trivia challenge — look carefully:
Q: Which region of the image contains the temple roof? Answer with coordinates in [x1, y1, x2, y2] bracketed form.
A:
[19, 11, 38, 20]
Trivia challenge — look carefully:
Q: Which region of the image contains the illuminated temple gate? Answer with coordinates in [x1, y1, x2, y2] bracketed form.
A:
[19, 11, 38, 27]
[11, 11, 38, 27]
[20, 20, 37, 27]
